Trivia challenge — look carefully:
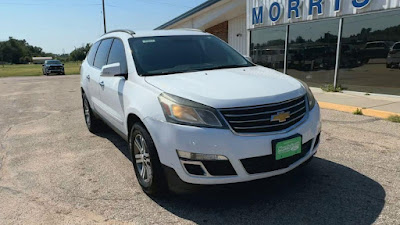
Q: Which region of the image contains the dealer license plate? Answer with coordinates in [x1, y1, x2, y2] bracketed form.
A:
[275, 136, 302, 160]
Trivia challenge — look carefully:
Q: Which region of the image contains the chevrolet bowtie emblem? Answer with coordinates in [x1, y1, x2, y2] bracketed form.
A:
[271, 111, 291, 123]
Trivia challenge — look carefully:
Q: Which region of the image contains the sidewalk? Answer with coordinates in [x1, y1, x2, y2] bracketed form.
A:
[310, 87, 400, 118]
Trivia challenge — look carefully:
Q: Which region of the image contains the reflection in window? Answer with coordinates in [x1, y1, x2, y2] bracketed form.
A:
[250, 26, 286, 72]
[338, 10, 400, 95]
[287, 19, 339, 87]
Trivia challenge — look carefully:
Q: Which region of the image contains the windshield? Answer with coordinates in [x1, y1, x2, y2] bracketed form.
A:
[46, 60, 62, 65]
[129, 35, 253, 76]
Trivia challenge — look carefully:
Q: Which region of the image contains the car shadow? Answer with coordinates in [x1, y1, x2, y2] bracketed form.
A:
[97, 130, 385, 225]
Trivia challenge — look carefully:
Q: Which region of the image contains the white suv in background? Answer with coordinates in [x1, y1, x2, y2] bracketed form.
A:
[80, 29, 321, 195]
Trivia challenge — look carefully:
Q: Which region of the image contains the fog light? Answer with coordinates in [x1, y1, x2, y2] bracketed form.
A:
[177, 150, 228, 161]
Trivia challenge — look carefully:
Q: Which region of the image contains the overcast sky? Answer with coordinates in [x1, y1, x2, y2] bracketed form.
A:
[0, 0, 206, 54]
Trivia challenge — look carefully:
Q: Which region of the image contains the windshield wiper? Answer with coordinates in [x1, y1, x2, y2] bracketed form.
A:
[202, 64, 252, 71]
[143, 69, 200, 76]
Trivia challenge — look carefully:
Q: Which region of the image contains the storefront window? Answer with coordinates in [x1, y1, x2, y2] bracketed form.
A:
[338, 10, 400, 95]
[287, 19, 340, 87]
[250, 26, 286, 72]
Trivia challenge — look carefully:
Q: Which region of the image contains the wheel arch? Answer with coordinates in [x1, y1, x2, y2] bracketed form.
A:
[127, 113, 143, 137]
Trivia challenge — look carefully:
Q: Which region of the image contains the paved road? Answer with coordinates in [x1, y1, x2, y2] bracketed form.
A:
[0, 76, 399, 225]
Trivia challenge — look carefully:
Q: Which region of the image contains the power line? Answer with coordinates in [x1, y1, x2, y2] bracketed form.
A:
[0, 2, 102, 6]
[134, 0, 197, 9]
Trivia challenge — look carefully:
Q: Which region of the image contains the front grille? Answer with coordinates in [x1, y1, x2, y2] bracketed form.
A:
[49, 66, 62, 70]
[219, 95, 307, 134]
[241, 139, 313, 174]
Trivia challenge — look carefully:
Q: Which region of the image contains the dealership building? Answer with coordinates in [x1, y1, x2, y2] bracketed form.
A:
[156, 0, 400, 95]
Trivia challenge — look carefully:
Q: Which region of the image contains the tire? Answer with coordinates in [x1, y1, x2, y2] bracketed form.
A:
[82, 93, 103, 133]
[129, 123, 168, 196]
[386, 63, 391, 68]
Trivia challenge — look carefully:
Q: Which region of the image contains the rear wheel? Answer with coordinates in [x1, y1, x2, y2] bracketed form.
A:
[129, 123, 168, 196]
[82, 93, 103, 133]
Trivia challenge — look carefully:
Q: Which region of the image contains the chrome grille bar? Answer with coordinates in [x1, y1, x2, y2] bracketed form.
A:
[219, 95, 308, 134]
[222, 100, 305, 117]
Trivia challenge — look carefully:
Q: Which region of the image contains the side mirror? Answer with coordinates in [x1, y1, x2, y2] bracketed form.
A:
[62, 64, 64, 66]
[101, 63, 121, 77]
[244, 56, 253, 63]
[42, 64, 45, 66]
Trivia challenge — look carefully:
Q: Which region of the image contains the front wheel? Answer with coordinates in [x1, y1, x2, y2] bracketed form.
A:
[129, 123, 168, 196]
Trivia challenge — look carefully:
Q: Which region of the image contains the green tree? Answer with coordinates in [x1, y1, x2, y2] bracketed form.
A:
[0, 37, 50, 64]
[70, 44, 91, 61]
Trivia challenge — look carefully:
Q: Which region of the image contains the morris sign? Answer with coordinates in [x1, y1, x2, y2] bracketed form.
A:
[248, 0, 400, 28]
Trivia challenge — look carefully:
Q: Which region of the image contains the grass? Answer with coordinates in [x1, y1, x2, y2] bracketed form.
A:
[0, 62, 81, 78]
[387, 115, 400, 123]
[321, 84, 343, 92]
[353, 108, 363, 115]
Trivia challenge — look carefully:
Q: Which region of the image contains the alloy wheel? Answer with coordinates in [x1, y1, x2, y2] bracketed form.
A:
[133, 134, 153, 184]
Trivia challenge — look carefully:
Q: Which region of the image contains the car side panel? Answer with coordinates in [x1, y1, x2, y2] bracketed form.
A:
[98, 76, 126, 131]
[120, 80, 164, 137]
[86, 64, 102, 112]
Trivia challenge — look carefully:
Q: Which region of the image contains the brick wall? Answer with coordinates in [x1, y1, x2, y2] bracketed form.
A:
[205, 21, 228, 42]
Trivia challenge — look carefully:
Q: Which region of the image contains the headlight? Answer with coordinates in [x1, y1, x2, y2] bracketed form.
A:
[158, 93, 226, 128]
[298, 80, 316, 110]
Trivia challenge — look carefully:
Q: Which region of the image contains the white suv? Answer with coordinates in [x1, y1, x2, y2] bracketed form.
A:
[80, 29, 321, 195]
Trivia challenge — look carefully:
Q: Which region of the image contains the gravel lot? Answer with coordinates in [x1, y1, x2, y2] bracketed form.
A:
[0, 75, 399, 225]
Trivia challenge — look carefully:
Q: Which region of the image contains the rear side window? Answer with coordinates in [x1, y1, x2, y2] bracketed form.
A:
[86, 41, 100, 66]
[93, 39, 113, 69]
[107, 39, 128, 74]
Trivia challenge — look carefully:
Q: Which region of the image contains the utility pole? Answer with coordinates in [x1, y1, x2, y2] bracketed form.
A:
[102, 0, 107, 33]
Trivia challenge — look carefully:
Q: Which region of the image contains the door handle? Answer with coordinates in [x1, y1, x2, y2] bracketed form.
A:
[99, 81, 104, 87]
[86, 75, 90, 80]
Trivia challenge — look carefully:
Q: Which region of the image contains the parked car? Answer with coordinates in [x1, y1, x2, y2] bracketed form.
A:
[302, 45, 336, 71]
[257, 47, 285, 69]
[80, 29, 321, 195]
[340, 44, 362, 69]
[42, 60, 65, 75]
[387, 42, 400, 68]
[361, 41, 394, 63]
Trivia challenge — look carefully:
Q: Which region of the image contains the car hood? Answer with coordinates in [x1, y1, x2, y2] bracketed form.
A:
[144, 66, 306, 108]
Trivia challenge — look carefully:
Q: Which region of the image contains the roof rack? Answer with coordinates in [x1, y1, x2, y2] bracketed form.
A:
[103, 29, 136, 36]
[177, 28, 204, 32]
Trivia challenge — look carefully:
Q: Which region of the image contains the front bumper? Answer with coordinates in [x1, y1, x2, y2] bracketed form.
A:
[144, 105, 321, 185]
[46, 68, 64, 73]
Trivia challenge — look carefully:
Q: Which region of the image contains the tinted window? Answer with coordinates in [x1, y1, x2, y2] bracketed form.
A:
[86, 41, 100, 66]
[46, 60, 62, 65]
[393, 43, 400, 50]
[129, 35, 253, 76]
[287, 19, 339, 87]
[366, 42, 386, 49]
[93, 39, 113, 69]
[338, 10, 400, 95]
[250, 26, 286, 72]
[107, 39, 128, 74]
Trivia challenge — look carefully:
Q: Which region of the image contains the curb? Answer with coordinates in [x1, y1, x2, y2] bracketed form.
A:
[318, 102, 400, 119]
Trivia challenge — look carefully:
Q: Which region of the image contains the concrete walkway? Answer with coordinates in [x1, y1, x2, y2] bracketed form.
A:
[311, 87, 400, 118]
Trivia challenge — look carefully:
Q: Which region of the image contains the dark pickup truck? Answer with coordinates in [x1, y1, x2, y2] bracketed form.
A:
[42, 60, 65, 75]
